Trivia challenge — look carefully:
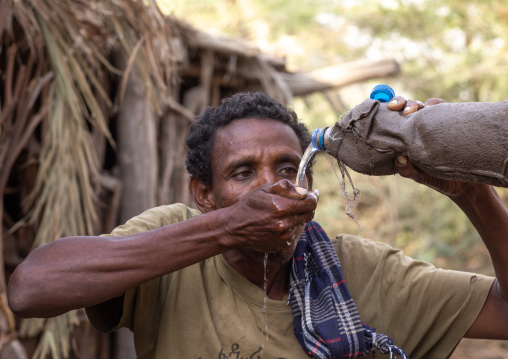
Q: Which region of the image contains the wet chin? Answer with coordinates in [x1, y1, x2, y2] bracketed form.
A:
[244, 246, 295, 266]
[247, 224, 305, 265]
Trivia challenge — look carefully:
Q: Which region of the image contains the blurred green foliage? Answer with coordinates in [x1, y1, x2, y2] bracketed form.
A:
[160, 0, 508, 273]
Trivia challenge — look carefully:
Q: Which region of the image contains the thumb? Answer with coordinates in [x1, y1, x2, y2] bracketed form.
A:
[268, 179, 308, 199]
[394, 155, 419, 180]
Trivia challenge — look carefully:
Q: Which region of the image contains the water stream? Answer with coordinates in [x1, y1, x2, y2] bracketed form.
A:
[296, 143, 318, 188]
[260, 252, 269, 354]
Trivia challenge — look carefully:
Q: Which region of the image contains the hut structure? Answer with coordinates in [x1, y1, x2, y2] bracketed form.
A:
[0, 0, 399, 357]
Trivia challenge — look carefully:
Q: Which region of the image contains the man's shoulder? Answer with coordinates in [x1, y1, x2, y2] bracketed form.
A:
[331, 233, 393, 258]
[104, 203, 202, 237]
[142, 203, 202, 222]
[328, 231, 407, 282]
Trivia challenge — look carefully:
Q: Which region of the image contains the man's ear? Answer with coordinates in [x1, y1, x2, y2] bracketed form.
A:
[189, 177, 217, 213]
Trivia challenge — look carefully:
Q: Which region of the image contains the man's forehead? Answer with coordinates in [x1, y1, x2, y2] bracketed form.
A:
[215, 117, 297, 141]
[211, 118, 302, 166]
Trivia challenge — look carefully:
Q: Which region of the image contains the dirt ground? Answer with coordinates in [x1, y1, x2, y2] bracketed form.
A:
[451, 339, 508, 358]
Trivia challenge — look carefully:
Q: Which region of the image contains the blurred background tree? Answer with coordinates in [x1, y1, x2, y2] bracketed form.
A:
[160, 0, 508, 274]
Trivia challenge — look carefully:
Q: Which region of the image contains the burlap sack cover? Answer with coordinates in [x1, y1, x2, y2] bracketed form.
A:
[326, 99, 508, 187]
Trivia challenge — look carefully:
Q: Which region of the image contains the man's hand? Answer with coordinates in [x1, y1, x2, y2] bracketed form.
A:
[385, 95, 471, 197]
[394, 155, 491, 201]
[220, 179, 318, 253]
[386, 95, 491, 202]
[387, 96, 445, 115]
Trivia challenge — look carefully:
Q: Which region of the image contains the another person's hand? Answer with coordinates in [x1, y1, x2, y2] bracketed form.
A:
[222, 179, 318, 253]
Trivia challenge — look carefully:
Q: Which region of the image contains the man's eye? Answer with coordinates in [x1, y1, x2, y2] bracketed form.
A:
[280, 167, 297, 176]
[233, 170, 253, 179]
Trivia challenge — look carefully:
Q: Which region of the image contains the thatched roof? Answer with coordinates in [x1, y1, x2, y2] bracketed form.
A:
[0, 1, 399, 357]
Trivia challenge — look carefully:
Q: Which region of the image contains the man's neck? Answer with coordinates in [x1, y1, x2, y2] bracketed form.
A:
[221, 249, 291, 301]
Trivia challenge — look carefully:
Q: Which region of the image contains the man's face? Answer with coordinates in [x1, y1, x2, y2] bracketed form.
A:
[209, 117, 311, 264]
[210, 117, 308, 208]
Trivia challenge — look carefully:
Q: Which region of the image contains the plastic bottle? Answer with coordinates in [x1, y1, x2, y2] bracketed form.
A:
[314, 85, 508, 187]
[310, 84, 396, 153]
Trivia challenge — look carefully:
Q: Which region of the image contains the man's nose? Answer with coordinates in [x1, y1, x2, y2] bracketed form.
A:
[258, 169, 277, 186]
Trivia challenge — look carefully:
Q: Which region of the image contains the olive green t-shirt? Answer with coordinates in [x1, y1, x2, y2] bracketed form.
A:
[86, 203, 494, 359]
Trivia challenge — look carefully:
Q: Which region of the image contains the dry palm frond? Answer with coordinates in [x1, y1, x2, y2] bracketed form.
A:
[20, 311, 80, 359]
[13, 0, 179, 286]
[3, 0, 179, 357]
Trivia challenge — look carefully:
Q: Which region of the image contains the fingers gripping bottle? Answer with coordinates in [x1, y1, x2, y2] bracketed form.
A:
[312, 85, 508, 187]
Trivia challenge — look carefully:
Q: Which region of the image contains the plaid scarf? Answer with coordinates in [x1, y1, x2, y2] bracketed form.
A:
[288, 221, 408, 359]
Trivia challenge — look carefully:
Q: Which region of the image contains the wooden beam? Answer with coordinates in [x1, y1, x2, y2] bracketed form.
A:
[189, 30, 287, 69]
[281, 58, 400, 96]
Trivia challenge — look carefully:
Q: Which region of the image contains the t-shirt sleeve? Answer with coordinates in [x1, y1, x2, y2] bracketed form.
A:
[333, 234, 494, 359]
[85, 203, 202, 336]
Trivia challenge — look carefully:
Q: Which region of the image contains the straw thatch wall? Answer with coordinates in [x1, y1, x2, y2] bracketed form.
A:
[0, 0, 399, 357]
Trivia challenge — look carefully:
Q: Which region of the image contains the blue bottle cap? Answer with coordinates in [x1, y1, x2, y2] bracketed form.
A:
[370, 84, 395, 103]
[311, 128, 328, 151]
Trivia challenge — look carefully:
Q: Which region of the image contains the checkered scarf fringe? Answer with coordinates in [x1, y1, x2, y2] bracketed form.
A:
[288, 221, 408, 359]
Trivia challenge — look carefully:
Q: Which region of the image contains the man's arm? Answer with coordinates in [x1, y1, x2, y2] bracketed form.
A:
[8, 180, 317, 318]
[395, 158, 508, 339]
[8, 210, 233, 318]
[387, 96, 508, 338]
[453, 185, 508, 339]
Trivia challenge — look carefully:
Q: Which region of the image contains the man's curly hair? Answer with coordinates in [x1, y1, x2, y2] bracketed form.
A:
[185, 92, 311, 185]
